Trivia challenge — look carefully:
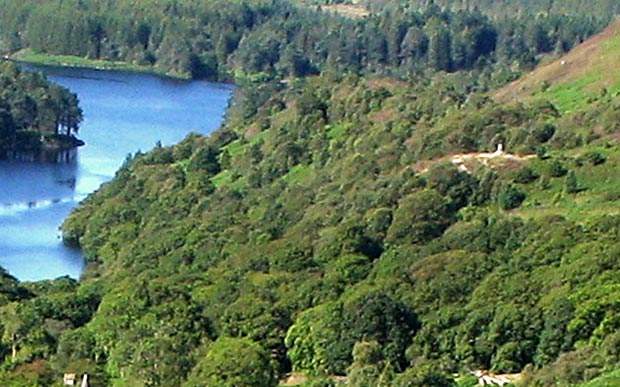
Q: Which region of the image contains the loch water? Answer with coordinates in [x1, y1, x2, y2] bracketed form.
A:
[0, 66, 232, 281]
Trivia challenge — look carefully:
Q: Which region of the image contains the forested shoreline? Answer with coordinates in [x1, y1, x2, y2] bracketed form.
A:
[0, 61, 82, 156]
[0, 0, 608, 81]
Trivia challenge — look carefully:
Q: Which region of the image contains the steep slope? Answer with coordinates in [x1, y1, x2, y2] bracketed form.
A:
[57, 31, 620, 386]
[494, 18, 620, 113]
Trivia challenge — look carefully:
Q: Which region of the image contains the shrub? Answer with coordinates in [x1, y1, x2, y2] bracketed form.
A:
[584, 151, 606, 166]
[513, 166, 539, 184]
[185, 337, 276, 387]
[547, 160, 568, 178]
[498, 184, 526, 210]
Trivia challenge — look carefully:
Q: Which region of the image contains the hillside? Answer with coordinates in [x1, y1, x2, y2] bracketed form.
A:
[0, 0, 606, 81]
[0, 4, 619, 387]
[12, 19, 614, 387]
[364, 0, 620, 19]
[494, 18, 620, 113]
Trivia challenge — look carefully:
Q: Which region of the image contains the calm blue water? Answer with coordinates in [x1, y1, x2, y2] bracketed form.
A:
[0, 66, 232, 281]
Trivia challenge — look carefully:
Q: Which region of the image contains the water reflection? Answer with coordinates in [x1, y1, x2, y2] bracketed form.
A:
[0, 157, 77, 205]
[5, 147, 78, 164]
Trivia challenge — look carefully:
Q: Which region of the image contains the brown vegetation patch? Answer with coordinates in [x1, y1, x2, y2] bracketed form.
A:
[410, 254, 452, 281]
[411, 157, 442, 174]
[365, 78, 405, 91]
[593, 124, 605, 135]
[606, 131, 620, 142]
[334, 84, 355, 99]
[270, 108, 295, 129]
[371, 107, 396, 124]
[485, 156, 527, 174]
[285, 99, 297, 110]
[244, 126, 259, 139]
[15, 359, 54, 380]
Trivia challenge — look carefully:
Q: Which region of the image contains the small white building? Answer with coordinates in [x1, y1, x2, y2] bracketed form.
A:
[63, 373, 89, 387]
[63, 373, 76, 386]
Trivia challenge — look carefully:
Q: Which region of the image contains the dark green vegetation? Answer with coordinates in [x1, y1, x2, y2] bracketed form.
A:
[367, 0, 620, 19]
[0, 61, 82, 155]
[41, 19, 620, 387]
[2, 1, 620, 387]
[0, 0, 607, 80]
[0, 272, 99, 386]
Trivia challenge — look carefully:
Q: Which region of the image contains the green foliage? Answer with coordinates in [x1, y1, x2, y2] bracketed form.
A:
[184, 337, 276, 387]
[577, 369, 620, 387]
[564, 170, 583, 194]
[399, 0, 619, 20]
[3, 4, 620, 386]
[497, 184, 526, 210]
[387, 189, 453, 245]
[348, 341, 394, 387]
[583, 151, 606, 166]
[48, 60, 620, 386]
[534, 296, 574, 366]
[0, 360, 55, 387]
[0, 0, 606, 81]
[285, 302, 351, 375]
[547, 159, 569, 178]
[513, 166, 539, 184]
[426, 163, 478, 210]
[189, 145, 221, 174]
[0, 62, 82, 153]
[456, 375, 479, 387]
[522, 346, 605, 387]
[285, 292, 417, 375]
[392, 363, 456, 387]
[530, 123, 556, 143]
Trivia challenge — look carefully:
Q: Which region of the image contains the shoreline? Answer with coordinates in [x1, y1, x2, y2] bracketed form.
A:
[2, 134, 84, 164]
[7, 49, 193, 81]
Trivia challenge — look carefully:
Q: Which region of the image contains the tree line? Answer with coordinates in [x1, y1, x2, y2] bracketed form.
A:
[0, 61, 82, 154]
[373, 0, 620, 19]
[0, 0, 607, 80]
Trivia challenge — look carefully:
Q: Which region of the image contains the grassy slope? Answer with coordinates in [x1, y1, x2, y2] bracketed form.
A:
[494, 19, 620, 114]
[488, 19, 620, 221]
[579, 370, 620, 387]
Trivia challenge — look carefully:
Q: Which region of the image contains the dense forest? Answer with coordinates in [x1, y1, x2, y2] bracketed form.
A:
[0, 62, 82, 155]
[56, 21, 620, 385]
[363, 0, 620, 19]
[0, 0, 608, 81]
[1, 0, 620, 387]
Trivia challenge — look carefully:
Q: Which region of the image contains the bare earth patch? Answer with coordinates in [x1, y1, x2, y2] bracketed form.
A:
[413, 145, 535, 174]
[449, 146, 535, 173]
[322, 3, 370, 18]
[472, 369, 521, 386]
[280, 373, 307, 386]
